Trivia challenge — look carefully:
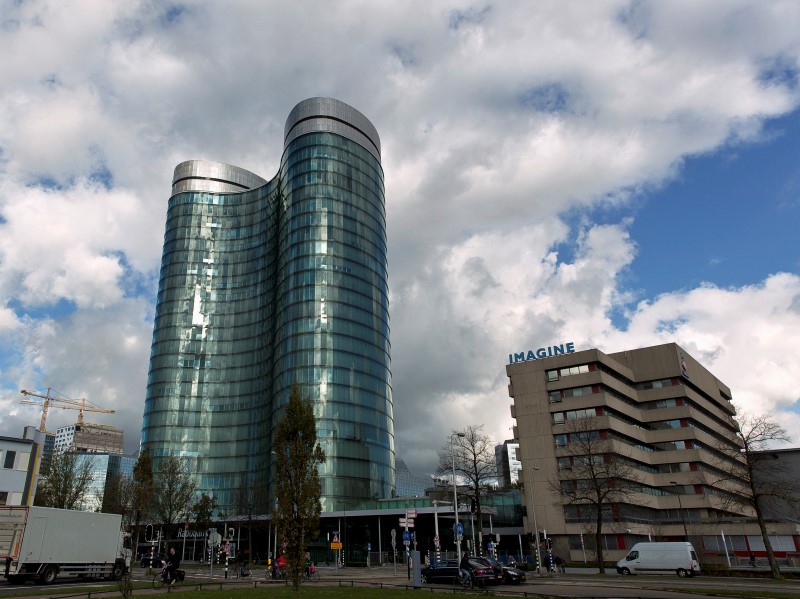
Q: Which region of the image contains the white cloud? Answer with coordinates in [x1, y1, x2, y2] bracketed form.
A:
[0, 0, 798, 472]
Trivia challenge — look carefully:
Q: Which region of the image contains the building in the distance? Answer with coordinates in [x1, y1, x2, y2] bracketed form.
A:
[76, 452, 137, 512]
[55, 422, 124, 455]
[141, 98, 394, 512]
[496, 440, 521, 487]
[0, 427, 48, 506]
[508, 342, 799, 562]
[395, 459, 435, 498]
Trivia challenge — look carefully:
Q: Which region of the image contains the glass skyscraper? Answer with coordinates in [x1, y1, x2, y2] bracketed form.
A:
[141, 98, 394, 511]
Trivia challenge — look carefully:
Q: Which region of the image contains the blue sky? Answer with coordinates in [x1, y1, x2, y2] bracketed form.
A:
[0, 1, 798, 471]
[627, 109, 800, 303]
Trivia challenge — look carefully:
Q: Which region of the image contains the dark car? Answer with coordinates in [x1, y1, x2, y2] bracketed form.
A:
[484, 556, 527, 584]
[140, 553, 165, 568]
[421, 559, 460, 584]
[421, 557, 499, 588]
[468, 557, 503, 587]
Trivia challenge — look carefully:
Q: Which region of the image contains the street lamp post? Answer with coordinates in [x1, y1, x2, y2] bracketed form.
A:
[671, 481, 689, 540]
[528, 466, 542, 575]
[451, 431, 466, 562]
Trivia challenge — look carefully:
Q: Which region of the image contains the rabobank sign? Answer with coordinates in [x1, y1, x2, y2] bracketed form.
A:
[508, 342, 576, 364]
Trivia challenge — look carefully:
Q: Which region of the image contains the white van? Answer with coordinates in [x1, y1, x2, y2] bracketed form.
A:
[616, 542, 700, 577]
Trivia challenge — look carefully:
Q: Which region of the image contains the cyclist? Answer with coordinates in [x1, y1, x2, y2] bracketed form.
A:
[459, 552, 472, 588]
[162, 547, 180, 586]
[276, 554, 287, 579]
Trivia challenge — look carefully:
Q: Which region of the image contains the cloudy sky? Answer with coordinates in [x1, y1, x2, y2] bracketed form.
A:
[1, 0, 799, 475]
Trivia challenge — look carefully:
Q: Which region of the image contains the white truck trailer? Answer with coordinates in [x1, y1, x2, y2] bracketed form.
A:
[0, 506, 131, 584]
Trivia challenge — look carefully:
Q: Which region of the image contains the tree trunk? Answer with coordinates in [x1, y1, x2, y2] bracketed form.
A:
[595, 512, 605, 574]
[754, 500, 782, 579]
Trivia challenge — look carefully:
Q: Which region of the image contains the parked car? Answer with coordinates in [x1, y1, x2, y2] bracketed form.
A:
[420, 557, 499, 587]
[421, 559, 460, 584]
[140, 553, 165, 568]
[467, 557, 503, 587]
[484, 556, 527, 584]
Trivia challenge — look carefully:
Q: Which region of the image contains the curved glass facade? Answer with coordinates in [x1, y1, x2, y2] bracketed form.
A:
[142, 99, 394, 511]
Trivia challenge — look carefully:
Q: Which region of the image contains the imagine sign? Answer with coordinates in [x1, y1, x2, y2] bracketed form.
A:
[508, 342, 576, 364]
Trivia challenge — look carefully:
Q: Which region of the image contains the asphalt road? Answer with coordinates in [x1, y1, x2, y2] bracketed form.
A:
[2, 566, 800, 599]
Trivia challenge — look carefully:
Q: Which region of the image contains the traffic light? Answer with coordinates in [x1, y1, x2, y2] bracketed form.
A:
[470, 498, 477, 514]
[547, 538, 553, 549]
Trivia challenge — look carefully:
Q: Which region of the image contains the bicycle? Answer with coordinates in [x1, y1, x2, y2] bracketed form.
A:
[153, 569, 185, 589]
[455, 569, 472, 589]
[237, 566, 252, 578]
[304, 563, 321, 583]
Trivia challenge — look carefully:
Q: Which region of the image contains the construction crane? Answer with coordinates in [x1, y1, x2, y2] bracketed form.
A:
[20, 388, 115, 432]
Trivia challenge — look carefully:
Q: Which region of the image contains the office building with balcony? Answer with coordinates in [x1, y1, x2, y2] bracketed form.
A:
[54, 422, 124, 455]
[141, 98, 394, 512]
[508, 342, 799, 562]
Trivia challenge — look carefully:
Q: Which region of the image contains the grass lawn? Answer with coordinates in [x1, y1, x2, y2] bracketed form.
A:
[666, 589, 800, 599]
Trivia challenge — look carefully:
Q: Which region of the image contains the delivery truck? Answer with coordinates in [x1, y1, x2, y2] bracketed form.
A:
[616, 541, 700, 577]
[0, 506, 131, 584]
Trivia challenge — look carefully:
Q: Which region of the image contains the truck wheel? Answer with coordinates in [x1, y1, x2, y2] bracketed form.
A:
[676, 568, 688, 577]
[112, 564, 124, 580]
[40, 565, 58, 585]
[619, 567, 631, 575]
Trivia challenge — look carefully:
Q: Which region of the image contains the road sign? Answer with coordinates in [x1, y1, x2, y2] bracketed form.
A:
[406, 509, 417, 518]
[399, 518, 415, 528]
[402, 530, 411, 542]
[331, 542, 343, 550]
[456, 523, 463, 535]
[391, 529, 396, 538]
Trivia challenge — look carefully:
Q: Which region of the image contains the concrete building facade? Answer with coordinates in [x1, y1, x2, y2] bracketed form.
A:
[508, 342, 799, 562]
[0, 427, 48, 506]
[54, 423, 124, 455]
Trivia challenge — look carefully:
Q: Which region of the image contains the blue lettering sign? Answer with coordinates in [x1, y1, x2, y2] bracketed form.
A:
[507, 342, 577, 364]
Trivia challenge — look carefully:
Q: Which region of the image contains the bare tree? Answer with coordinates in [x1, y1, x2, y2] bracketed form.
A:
[713, 411, 800, 579]
[102, 473, 134, 522]
[548, 417, 640, 573]
[274, 385, 325, 590]
[191, 492, 218, 534]
[233, 482, 267, 564]
[152, 455, 196, 547]
[34, 451, 96, 510]
[437, 425, 498, 553]
[131, 448, 153, 555]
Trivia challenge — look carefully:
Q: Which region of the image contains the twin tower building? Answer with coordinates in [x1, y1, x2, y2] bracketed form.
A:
[141, 98, 395, 511]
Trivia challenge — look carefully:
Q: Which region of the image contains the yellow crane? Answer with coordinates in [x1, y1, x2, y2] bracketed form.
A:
[20, 388, 115, 431]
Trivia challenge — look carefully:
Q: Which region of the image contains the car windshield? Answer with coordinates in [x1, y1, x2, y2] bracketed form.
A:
[469, 558, 490, 568]
[484, 557, 500, 566]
